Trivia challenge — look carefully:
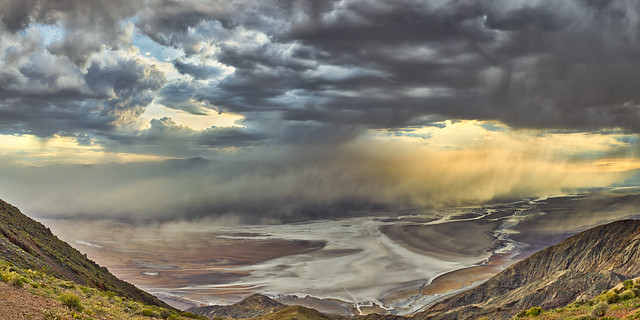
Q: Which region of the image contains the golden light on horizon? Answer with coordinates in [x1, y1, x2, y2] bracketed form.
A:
[142, 103, 245, 130]
[0, 134, 173, 166]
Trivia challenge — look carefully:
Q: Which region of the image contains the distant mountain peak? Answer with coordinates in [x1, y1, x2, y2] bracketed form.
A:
[188, 294, 285, 319]
[239, 294, 283, 308]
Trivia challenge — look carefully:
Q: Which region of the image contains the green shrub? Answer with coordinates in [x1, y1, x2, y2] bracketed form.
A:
[60, 293, 84, 312]
[620, 289, 637, 300]
[525, 306, 543, 316]
[43, 308, 64, 320]
[160, 309, 172, 319]
[10, 275, 26, 288]
[602, 291, 619, 304]
[140, 308, 160, 318]
[180, 311, 208, 320]
[624, 279, 634, 290]
[592, 301, 608, 317]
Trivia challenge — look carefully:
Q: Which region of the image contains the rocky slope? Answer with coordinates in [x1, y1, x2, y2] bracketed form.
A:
[0, 258, 206, 320]
[188, 294, 287, 319]
[0, 199, 169, 308]
[415, 219, 640, 320]
[0, 280, 62, 320]
[248, 305, 333, 320]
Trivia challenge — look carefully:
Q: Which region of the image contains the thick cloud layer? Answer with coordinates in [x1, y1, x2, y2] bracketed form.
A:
[1, 0, 640, 153]
[137, 0, 640, 134]
[1, 0, 640, 220]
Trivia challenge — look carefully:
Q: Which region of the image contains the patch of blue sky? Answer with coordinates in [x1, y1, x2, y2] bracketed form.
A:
[480, 122, 507, 132]
[27, 23, 65, 46]
[381, 129, 432, 140]
[132, 28, 184, 62]
[614, 135, 639, 146]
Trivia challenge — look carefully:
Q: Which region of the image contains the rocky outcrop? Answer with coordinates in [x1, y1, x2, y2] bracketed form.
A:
[189, 294, 287, 319]
[415, 219, 640, 319]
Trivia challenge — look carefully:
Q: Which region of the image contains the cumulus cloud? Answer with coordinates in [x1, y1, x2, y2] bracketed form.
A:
[0, 36, 166, 136]
[0, 0, 144, 64]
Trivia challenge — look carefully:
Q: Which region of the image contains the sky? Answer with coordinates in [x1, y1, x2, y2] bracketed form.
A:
[1, 0, 640, 222]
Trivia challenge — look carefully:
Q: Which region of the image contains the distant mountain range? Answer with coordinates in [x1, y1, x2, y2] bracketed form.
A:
[3, 198, 640, 319]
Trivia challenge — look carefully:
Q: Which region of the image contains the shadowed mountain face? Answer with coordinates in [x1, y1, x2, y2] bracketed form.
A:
[0, 199, 170, 309]
[189, 294, 286, 319]
[416, 219, 640, 320]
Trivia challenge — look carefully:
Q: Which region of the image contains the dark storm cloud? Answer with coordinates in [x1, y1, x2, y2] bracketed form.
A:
[2, 0, 640, 155]
[98, 117, 267, 158]
[0, 0, 143, 65]
[0, 0, 169, 140]
[84, 53, 167, 125]
[143, 0, 640, 133]
[173, 60, 223, 80]
[141, 116, 265, 148]
[0, 38, 166, 136]
[156, 81, 210, 115]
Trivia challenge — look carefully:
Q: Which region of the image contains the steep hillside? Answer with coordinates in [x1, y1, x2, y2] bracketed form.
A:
[0, 259, 206, 320]
[514, 277, 640, 319]
[0, 199, 169, 308]
[416, 219, 640, 320]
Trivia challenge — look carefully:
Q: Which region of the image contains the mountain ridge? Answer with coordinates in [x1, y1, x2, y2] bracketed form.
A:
[415, 219, 640, 319]
[188, 294, 287, 319]
[0, 198, 170, 308]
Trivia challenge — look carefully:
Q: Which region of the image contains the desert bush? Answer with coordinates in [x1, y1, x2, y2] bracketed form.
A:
[180, 311, 209, 319]
[525, 306, 543, 316]
[602, 291, 619, 304]
[592, 301, 608, 317]
[43, 308, 64, 320]
[160, 309, 172, 319]
[621, 289, 637, 300]
[60, 293, 84, 312]
[140, 308, 160, 318]
[58, 281, 75, 289]
[11, 276, 24, 288]
[624, 279, 634, 290]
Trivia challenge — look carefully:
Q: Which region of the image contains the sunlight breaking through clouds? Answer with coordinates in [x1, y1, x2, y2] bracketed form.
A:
[1, 0, 640, 220]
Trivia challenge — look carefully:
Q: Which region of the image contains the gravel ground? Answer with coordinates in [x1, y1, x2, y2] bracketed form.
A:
[0, 281, 63, 320]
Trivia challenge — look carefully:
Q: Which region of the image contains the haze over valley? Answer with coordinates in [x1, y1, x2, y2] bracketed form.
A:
[3, 0, 640, 319]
